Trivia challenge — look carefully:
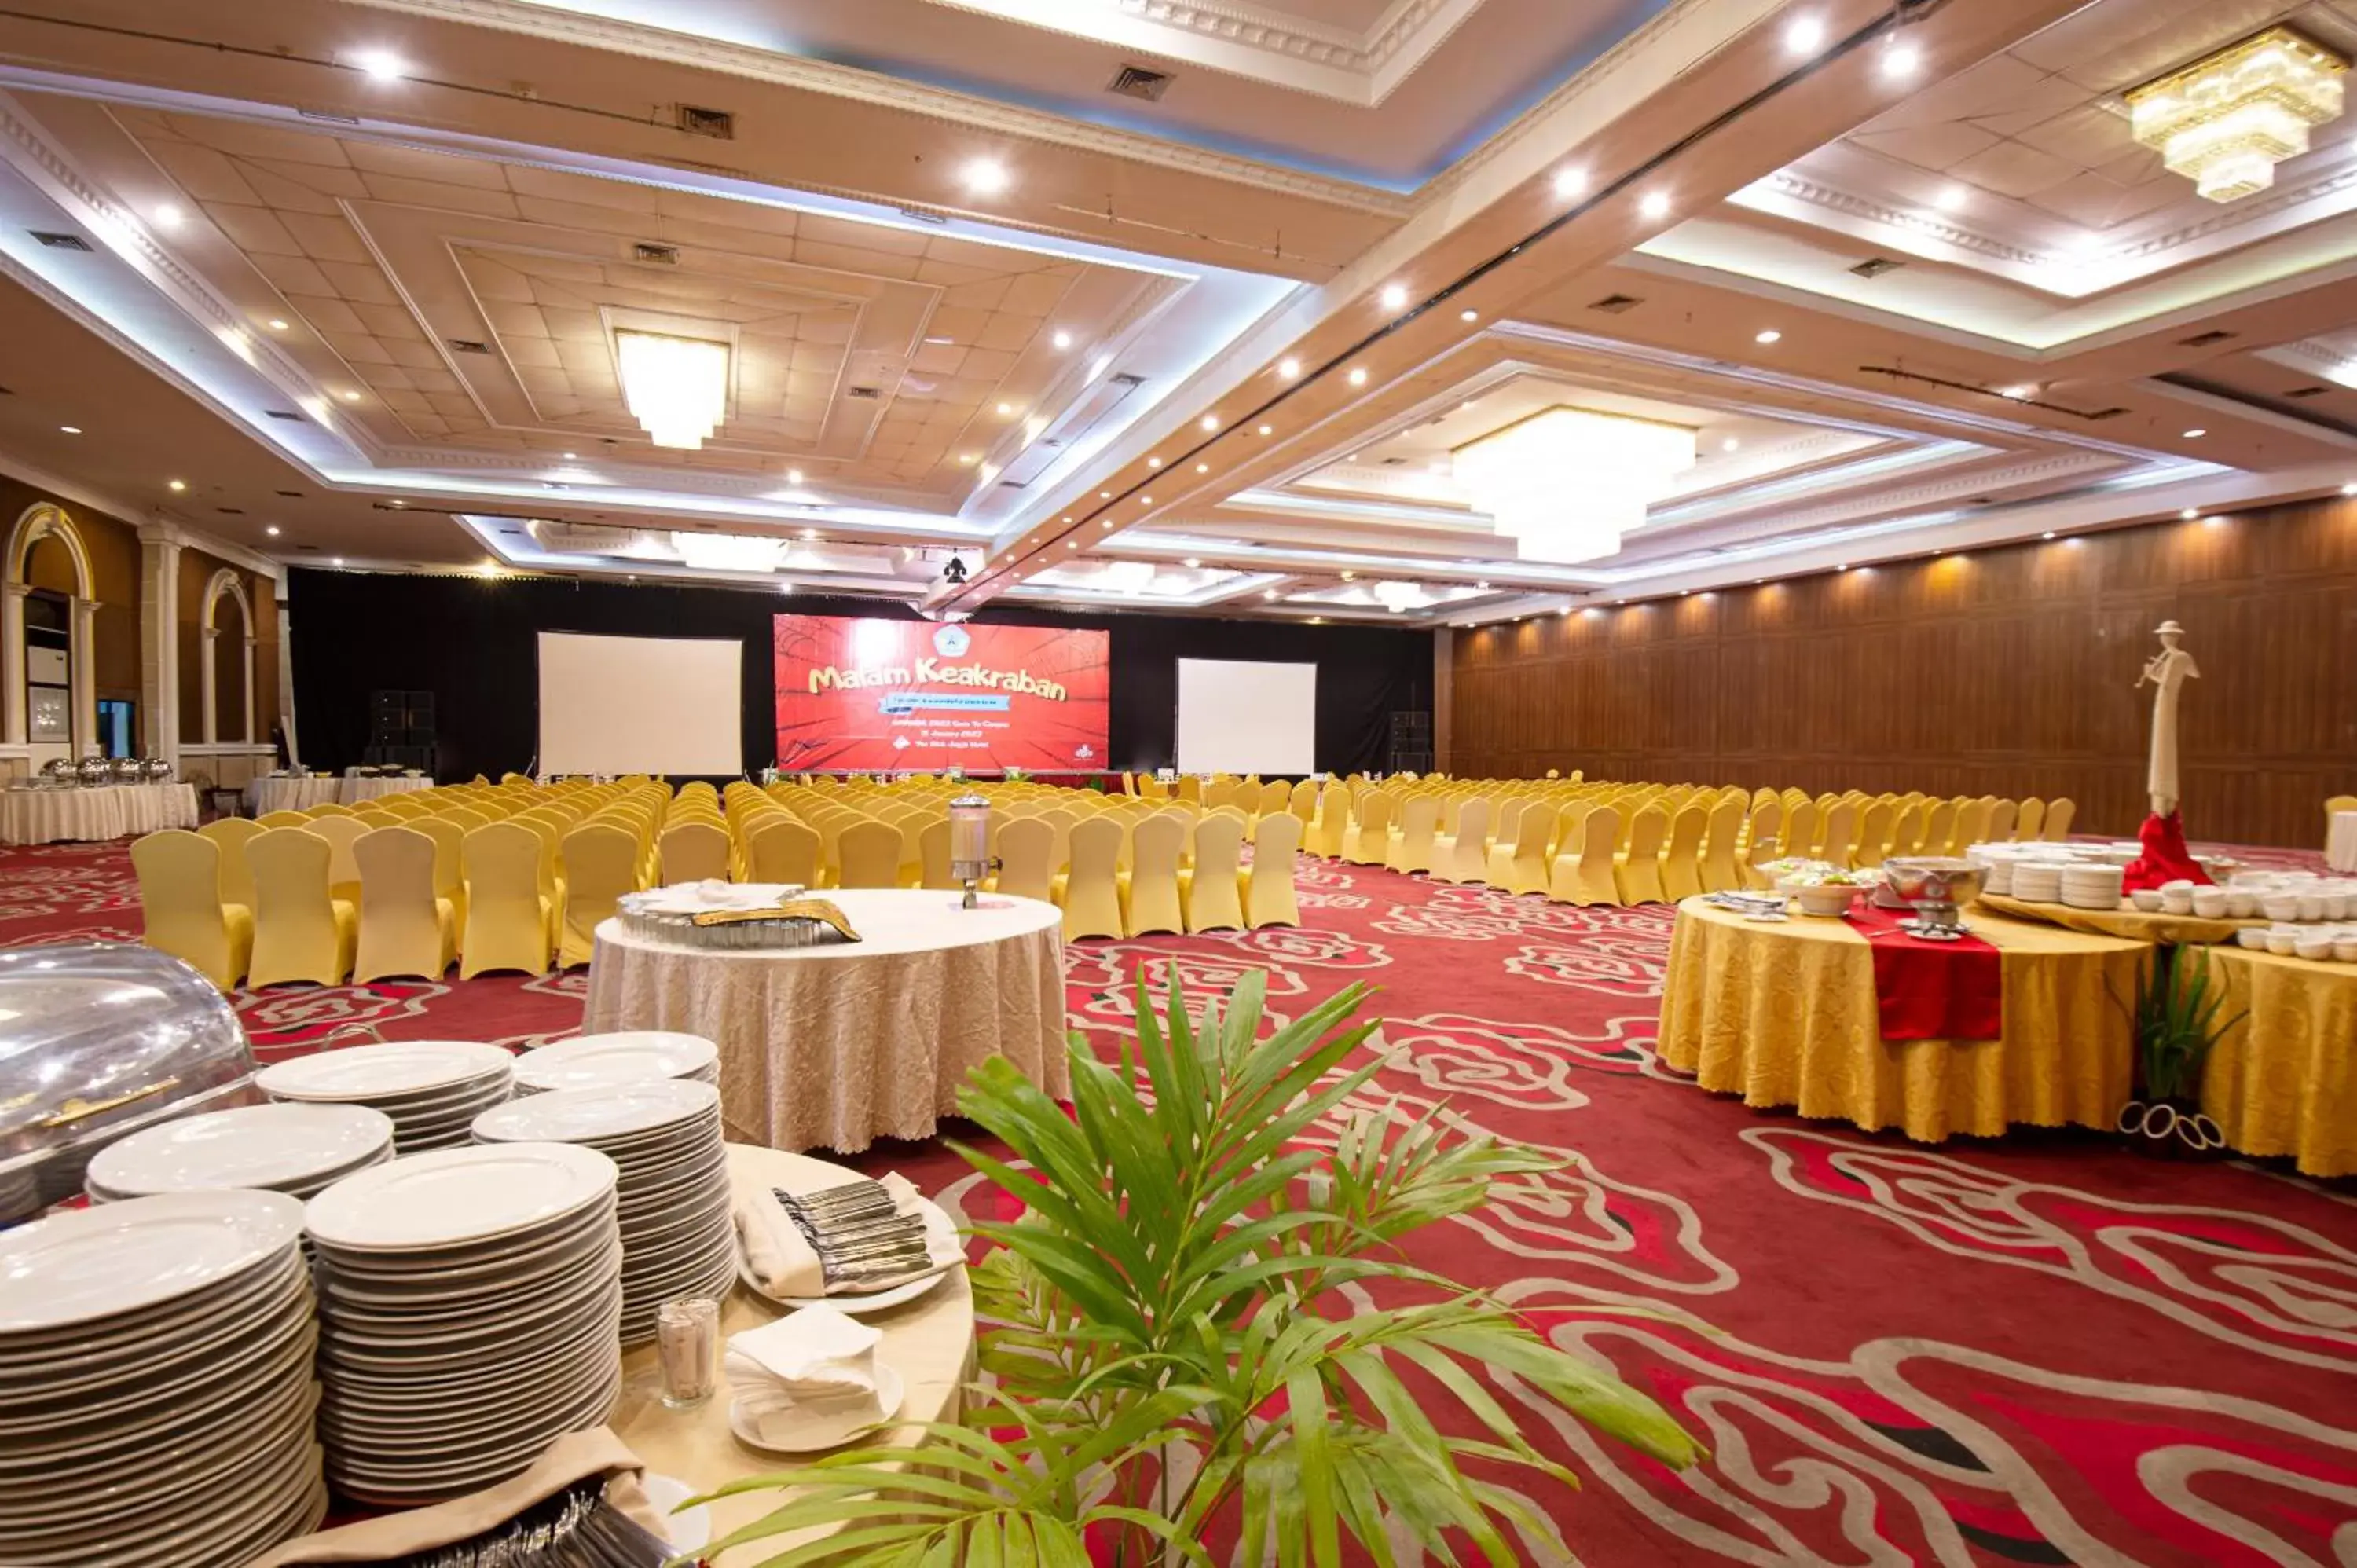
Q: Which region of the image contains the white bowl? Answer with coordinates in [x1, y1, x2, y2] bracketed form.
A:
[2328, 894, 2351, 921]
[2191, 888, 2230, 918]
[1794, 885, 1857, 918]
[2129, 888, 2165, 912]
[2299, 895, 2328, 922]
[2264, 894, 2302, 921]
[2236, 928, 2270, 950]
[2296, 936, 2335, 962]
[2267, 930, 2299, 956]
[2337, 938, 2357, 963]
[2161, 889, 2194, 915]
[2226, 892, 2258, 918]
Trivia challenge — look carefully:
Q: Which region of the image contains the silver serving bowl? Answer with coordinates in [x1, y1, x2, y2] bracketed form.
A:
[141, 757, 175, 782]
[108, 757, 145, 783]
[1882, 856, 1988, 913]
[40, 757, 76, 782]
[75, 755, 112, 786]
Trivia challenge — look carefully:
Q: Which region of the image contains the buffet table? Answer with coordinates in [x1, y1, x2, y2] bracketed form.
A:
[582, 890, 1069, 1152]
[1658, 896, 2147, 1141]
[612, 1143, 976, 1565]
[0, 782, 198, 844]
[245, 775, 343, 815]
[343, 775, 433, 804]
[2198, 945, 2357, 1178]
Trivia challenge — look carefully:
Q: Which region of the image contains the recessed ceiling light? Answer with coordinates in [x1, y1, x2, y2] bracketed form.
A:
[1100, 519, 1113, 529]
[1195, 463, 1209, 474]
[1460, 309, 1479, 323]
[1755, 328, 1782, 344]
[1379, 283, 1409, 310]
[1552, 167, 1585, 199]
[1340, 570, 1355, 581]
[1882, 42, 1921, 79]
[1147, 456, 1163, 469]
[801, 528, 819, 540]
[2181, 507, 2200, 519]
[959, 453, 978, 465]
[1183, 557, 1202, 568]
[563, 451, 577, 460]
[266, 317, 288, 331]
[1262, 588, 1277, 600]
[2183, 428, 2207, 438]
[1308, 616, 1324, 625]
[1475, 579, 1490, 588]
[1140, 495, 1153, 504]
[1934, 185, 1969, 213]
[2042, 530, 2056, 540]
[2205, 515, 2227, 527]
[1200, 414, 1219, 431]
[786, 468, 805, 484]
[389, 499, 405, 507]
[997, 401, 1016, 416]
[1997, 384, 2038, 401]
[167, 479, 186, 492]
[1721, 438, 1739, 452]
[1099, 490, 1112, 500]
[340, 390, 361, 401]
[1065, 541, 1078, 551]
[1256, 423, 1273, 436]
[2342, 482, 2357, 496]
[959, 158, 1010, 196]
[265, 525, 281, 537]
[1277, 357, 1300, 379]
[1347, 367, 1369, 387]
[150, 202, 185, 229]
[1051, 329, 1072, 350]
[350, 49, 411, 81]
[1784, 14, 1824, 53]
[1640, 191, 1671, 220]
[331, 555, 346, 566]
[58, 425, 79, 434]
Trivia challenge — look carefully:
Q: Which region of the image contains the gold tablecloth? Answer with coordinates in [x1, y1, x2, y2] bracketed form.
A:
[2198, 946, 2357, 1178]
[1974, 892, 2254, 947]
[610, 1144, 976, 1566]
[1659, 898, 2148, 1141]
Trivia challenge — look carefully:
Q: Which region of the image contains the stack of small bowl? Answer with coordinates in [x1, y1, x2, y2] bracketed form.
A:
[258, 1041, 515, 1152]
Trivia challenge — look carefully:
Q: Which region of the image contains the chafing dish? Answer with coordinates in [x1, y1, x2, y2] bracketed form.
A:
[141, 757, 174, 782]
[74, 753, 112, 786]
[107, 756, 144, 783]
[1879, 857, 1988, 937]
[39, 757, 75, 783]
[0, 943, 260, 1224]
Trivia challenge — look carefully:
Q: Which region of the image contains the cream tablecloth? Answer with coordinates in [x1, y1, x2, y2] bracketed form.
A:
[583, 890, 1070, 1152]
[0, 782, 197, 844]
[342, 775, 433, 804]
[2198, 945, 2357, 1178]
[1659, 897, 2147, 1141]
[245, 775, 343, 815]
[611, 1143, 975, 1566]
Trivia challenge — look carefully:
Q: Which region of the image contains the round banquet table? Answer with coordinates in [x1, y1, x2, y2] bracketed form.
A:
[1657, 896, 2148, 1141]
[611, 1142, 976, 1566]
[245, 775, 343, 815]
[2197, 944, 2357, 1178]
[0, 782, 198, 844]
[341, 774, 433, 804]
[582, 889, 1071, 1152]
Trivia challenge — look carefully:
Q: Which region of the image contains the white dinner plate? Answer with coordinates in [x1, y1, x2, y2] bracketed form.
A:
[306, 1143, 617, 1251]
[732, 1192, 962, 1314]
[471, 1078, 720, 1144]
[87, 1103, 396, 1197]
[513, 1032, 719, 1092]
[258, 1041, 513, 1101]
[0, 1189, 304, 1333]
[729, 1364, 905, 1454]
[643, 1475, 713, 1554]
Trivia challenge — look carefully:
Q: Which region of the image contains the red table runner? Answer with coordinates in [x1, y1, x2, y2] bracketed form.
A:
[1843, 900, 2003, 1041]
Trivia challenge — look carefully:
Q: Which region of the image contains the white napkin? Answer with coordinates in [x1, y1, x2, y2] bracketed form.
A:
[726, 1306, 882, 1443]
[731, 1173, 963, 1300]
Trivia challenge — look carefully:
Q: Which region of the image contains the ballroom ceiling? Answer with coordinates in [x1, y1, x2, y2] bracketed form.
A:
[2, 0, 2356, 624]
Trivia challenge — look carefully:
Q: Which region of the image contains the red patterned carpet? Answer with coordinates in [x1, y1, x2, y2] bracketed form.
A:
[9, 837, 2356, 1565]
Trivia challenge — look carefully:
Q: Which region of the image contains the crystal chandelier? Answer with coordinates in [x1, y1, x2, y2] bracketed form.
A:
[2127, 28, 2348, 203]
[615, 330, 731, 449]
[1452, 408, 1695, 565]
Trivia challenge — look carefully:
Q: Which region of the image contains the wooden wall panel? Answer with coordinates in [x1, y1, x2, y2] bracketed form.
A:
[1450, 496, 2357, 848]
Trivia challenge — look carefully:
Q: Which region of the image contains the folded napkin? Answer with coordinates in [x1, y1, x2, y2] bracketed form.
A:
[727, 1306, 883, 1444]
[733, 1173, 960, 1300]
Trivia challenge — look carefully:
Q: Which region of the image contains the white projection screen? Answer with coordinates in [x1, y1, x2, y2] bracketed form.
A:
[1175, 658, 1316, 775]
[537, 632, 742, 775]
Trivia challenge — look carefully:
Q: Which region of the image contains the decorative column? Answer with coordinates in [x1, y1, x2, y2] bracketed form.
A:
[1, 581, 25, 745]
[138, 522, 181, 769]
[277, 603, 298, 768]
[200, 623, 218, 744]
[243, 633, 258, 743]
[69, 596, 97, 753]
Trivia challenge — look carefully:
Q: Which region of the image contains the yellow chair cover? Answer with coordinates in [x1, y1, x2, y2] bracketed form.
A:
[1615, 805, 1670, 904]
[132, 830, 251, 991]
[255, 810, 309, 829]
[460, 822, 552, 978]
[352, 826, 456, 983]
[658, 821, 731, 885]
[1055, 815, 1126, 940]
[1435, 798, 1492, 885]
[1341, 791, 1394, 865]
[1659, 804, 1709, 903]
[746, 818, 821, 886]
[197, 817, 263, 913]
[245, 827, 357, 988]
[2015, 798, 2046, 841]
[557, 822, 640, 969]
[1116, 813, 1185, 937]
[1986, 798, 2019, 843]
[1698, 798, 1746, 893]
[1304, 788, 1350, 859]
[1178, 811, 1245, 932]
[1386, 797, 1440, 874]
[1500, 803, 1556, 897]
[1241, 811, 1301, 928]
[994, 819, 1056, 902]
[2040, 797, 2076, 841]
[1563, 806, 1622, 906]
[1817, 800, 1859, 871]
[834, 819, 904, 889]
[1741, 800, 1783, 890]
[917, 819, 959, 890]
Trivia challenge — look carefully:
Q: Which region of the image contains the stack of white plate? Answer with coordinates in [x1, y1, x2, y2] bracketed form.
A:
[0, 1190, 325, 1566]
[512, 1031, 720, 1095]
[2061, 863, 2126, 910]
[473, 1080, 734, 1343]
[258, 1041, 515, 1152]
[2011, 862, 2073, 903]
[306, 1142, 625, 1504]
[86, 1101, 396, 1203]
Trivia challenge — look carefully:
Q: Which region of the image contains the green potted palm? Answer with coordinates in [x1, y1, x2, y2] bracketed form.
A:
[701, 971, 1699, 1564]
[2115, 945, 2243, 1159]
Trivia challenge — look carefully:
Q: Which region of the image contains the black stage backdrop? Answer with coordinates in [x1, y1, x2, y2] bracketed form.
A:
[288, 570, 1431, 782]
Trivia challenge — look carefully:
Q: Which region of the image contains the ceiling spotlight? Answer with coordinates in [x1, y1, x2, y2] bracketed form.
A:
[266, 318, 289, 331]
[1475, 579, 1490, 589]
[1263, 588, 1277, 600]
[1460, 309, 1479, 323]
[562, 451, 578, 460]
[1199, 414, 1219, 432]
[2183, 428, 2207, 438]
[1784, 14, 1824, 53]
[1552, 167, 1586, 199]
[1379, 283, 1410, 311]
[959, 453, 978, 465]
[800, 528, 819, 540]
[1640, 191, 1671, 220]
[1340, 570, 1356, 581]
[1099, 490, 1112, 500]
[2181, 507, 2200, 519]
[1100, 519, 1113, 529]
[58, 425, 79, 434]
[1147, 456, 1164, 469]
[265, 525, 281, 537]
[1183, 557, 1202, 568]
[959, 158, 1010, 196]
[1065, 541, 1078, 551]
[1277, 357, 1301, 379]
[1721, 438, 1740, 452]
[997, 401, 1016, 416]
[350, 49, 411, 82]
[2342, 482, 2357, 496]
[340, 390, 361, 401]
[1997, 384, 2039, 401]
[151, 203, 184, 229]
[1139, 495, 1153, 504]
[1347, 366, 1369, 387]
[1051, 329, 1073, 350]
[1754, 328, 1782, 345]
[2042, 530, 2057, 540]
[1934, 184, 1969, 213]
[786, 468, 803, 484]
[1256, 423, 1273, 436]
[1882, 42, 1922, 79]
[1307, 616, 1324, 625]
[167, 479, 186, 492]
[331, 556, 346, 566]
[1195, 463, 1209, 474]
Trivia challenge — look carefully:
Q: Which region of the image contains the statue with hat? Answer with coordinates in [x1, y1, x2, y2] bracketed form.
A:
[2124, 619, 2207, 890]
